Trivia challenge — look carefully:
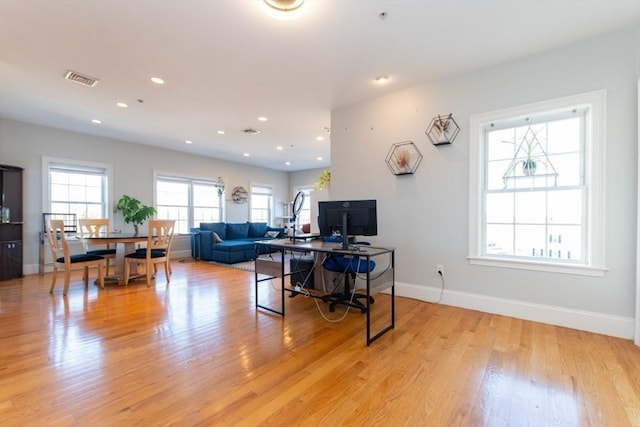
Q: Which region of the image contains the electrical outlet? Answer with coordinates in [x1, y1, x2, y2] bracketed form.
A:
[436, 264, 444, 275]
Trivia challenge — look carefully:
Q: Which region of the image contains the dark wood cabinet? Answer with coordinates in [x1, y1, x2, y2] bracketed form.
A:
[0, 165, 23, 281]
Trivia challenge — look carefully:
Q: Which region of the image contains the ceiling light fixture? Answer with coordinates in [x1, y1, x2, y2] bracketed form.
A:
[285, 161, 291, 166]
[276, 146, 283, 150]
[243, 153, 250, 157]
[91, 119, 102, 124]
[261, 0, 305, 20]
[116, 102, 128, 108]
[258, 116, 268, 122]
[217, 130, 225, 135]
[150, 77, 165, 85]
[316, 136, 324, 141]
[374, 75, 390, 84]
[263, 0, 304, 12]
[185, 140, 193, 144]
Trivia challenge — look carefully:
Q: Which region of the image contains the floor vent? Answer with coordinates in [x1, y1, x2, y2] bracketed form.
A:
[64, 70, 99, 87]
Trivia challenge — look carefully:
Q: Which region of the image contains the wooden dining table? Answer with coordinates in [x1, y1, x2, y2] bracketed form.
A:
[80, 232, 149, 285]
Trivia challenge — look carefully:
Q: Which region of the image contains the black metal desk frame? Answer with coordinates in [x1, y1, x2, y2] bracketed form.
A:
[254, 239, 395, 346]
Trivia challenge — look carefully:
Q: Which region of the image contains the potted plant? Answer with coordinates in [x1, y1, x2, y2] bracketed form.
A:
[314, 170, 331, 190]
[503, 127, 545, 176]
[114, 195, 157, 234]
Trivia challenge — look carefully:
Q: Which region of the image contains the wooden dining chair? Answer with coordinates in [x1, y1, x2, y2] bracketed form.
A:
[78, 218, 116, 275]
[45, 219, 105, 295]
[124, 219, 175, 286]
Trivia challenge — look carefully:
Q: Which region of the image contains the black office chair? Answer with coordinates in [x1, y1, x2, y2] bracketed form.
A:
[322, 238, 376, 313]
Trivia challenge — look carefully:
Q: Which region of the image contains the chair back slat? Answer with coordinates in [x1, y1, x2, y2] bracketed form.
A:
[148, 219, 175, 252]
[45, 219, 70, 263]
[78, 218, 109, 236]
[78, 218, 111, 251]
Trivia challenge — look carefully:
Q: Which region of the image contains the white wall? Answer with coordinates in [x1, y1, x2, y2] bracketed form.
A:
[330, 27, 640, 339]
[290, 167, 326, 194]
[0, 119, 290, 272]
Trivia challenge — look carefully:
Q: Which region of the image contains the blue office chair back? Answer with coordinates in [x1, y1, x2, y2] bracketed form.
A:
[322, 236, 376, 273]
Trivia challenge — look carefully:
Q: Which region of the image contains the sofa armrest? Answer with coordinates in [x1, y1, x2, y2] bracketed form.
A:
[192, 228, 215, 261]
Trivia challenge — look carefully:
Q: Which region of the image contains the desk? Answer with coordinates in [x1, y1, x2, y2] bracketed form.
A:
[81, 233, 148, 284]
[254, 239, 395, 346]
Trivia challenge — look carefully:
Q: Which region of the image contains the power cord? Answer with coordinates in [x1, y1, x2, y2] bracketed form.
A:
[433, 270, 445, 304]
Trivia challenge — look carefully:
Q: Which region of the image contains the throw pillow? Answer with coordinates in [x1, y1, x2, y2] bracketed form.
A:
[264, 231, 279, 238]
[213, 232, 224, 243]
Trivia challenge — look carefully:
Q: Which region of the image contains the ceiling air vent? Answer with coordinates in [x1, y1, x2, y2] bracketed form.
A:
[64, 70, 99, 87]
[242, 128, 262, 135]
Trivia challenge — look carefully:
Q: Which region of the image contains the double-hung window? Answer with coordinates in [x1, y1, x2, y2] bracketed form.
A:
[156, 176, 223, 234]
[469, 91, 606, 275]
[44, 158, 111, 220]
[293, 187, 312, 226]
[250, 184, 273, 224]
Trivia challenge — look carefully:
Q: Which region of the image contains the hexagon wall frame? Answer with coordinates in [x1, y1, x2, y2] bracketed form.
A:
[385, 141, 423, 175]
[426, 113, 460, 146]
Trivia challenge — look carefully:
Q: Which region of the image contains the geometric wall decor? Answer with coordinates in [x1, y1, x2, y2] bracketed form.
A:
[425, 113, 460, 146]
[385, 141, 423, 175]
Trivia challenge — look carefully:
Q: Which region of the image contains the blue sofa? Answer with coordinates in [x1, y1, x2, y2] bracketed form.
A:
[190, 222, 285, 263]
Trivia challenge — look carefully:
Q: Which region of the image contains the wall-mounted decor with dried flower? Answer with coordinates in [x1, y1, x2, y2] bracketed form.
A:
[385, 141, 423, 176]
[425, 113, 460, 146]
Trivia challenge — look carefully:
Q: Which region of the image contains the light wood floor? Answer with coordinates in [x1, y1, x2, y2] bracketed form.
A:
[1, 260, 639, 426]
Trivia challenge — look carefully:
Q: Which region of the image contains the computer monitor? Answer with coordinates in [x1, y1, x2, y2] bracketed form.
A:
[317, 199, 377, 250]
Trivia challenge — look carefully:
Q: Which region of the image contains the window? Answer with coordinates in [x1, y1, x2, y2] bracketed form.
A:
[156, 176, 223, 234]
[44, 158, 111, 222]
[469, 91, 606, 275]
[250, 184, 273, 224]
[293, 187, 312, 226]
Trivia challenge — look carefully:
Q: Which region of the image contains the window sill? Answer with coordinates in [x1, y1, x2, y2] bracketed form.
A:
[467, 256, 607, 277]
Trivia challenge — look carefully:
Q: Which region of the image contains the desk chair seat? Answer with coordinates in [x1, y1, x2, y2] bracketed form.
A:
[322, 245, 376, 314]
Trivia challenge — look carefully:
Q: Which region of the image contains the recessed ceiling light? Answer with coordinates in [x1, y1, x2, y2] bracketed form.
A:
[263, 0, 304, 12]
[276, 146, 283, 150]
[185, 140, 193, 144]
[261, 0, 305, 20]
[374, 75, 390, 84]
[150, 77, 165, 85]
[285, 161, 291, 166]
[243, 153, 250, 157]
[116, 102, 128, 108]
[258, 116, 268, 122]
[317, 156, 323, 161]
[316, 136, 324, 141]
[217, 130, 225, 135]
[91, 119, 102, 124]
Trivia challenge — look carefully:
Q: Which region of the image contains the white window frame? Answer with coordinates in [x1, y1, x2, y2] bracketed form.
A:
[42, 156, 113, 224]
[468, 90, 607, 276]
[250, 183, 274, 225]
[155, 173, 224, 233]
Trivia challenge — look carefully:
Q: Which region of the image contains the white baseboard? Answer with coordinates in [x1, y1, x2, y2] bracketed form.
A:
[392, 281, 635, 340]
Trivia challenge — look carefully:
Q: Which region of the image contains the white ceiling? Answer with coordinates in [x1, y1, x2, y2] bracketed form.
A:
[1, 1, 640, 171]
